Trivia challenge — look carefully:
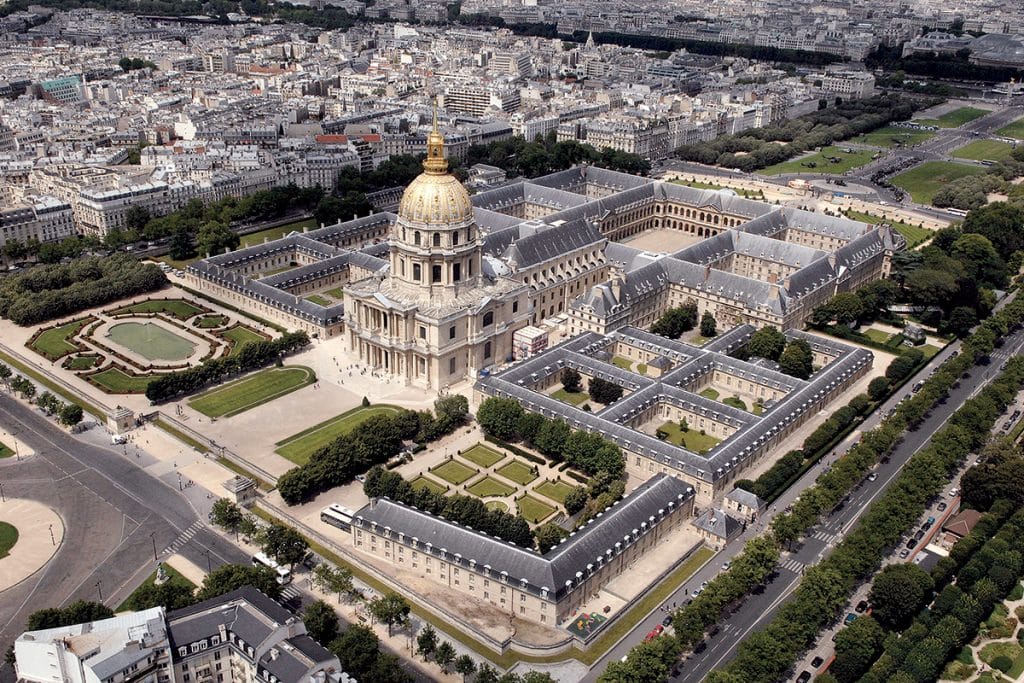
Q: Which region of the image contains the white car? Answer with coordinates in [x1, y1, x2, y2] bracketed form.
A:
[949, 488, 959, 498]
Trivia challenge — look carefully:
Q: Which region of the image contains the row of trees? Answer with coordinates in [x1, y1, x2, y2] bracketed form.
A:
[733, 326, 815, 380]
[35, 389, 85, 427]
[960, 437, 1024, 511]
[931, 147, 1024, 210]
[144, 330, 310, 402]
[674, 94, 925, 173]
[464, 130, 651, 179]
[810, 280, 900, 329]
[0, 255, 166, 325]
[278, 395, 469, 504]
[476, 397, 626, 478]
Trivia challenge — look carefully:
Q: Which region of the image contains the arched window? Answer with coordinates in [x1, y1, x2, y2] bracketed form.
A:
[483, 311, 494, 327]
[433, 232, 441, 247]
[414, 231, 421, 246]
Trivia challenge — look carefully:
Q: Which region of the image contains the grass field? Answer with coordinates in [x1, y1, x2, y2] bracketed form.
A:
[486, 500, 509, 513]
[863, 328, 894, 344]
[700, 387, 720, 400]
[0, 442, 14, 458]
[112, 299, 203, 320]
[107, 322, 196, 361]
[305, 294, 332, 306]
[89, 367, 154, 393]
[759, 146, 874, 176]
[997, 117, 1024, 140]
[914, 106, 988, 128]
[612, 356, 633, 370]
[466, 476, 515, 498]
[890, 161, 988, 205]
[535, 479, 574, 504]
[517, 496, 556, 524]
[197, 315, 228, 329]
[980, 641, 1024, 678]
[31, 318, 90, 359]
[411, 475, 448, 494]
[116, 565, 196, 612]
[669, 179, 764, 199]
[853, 125, 935, 148]
[430, 459, 477, 486]
[275, 404, 402, 465]
[0, 521, 18, 559]
[325, 286, 346, 299]
[951, 139, 1016, 162]
[222, 325, 266, 353]
[460, 444, 505, 468]
[497, 459, 538, 485]
[658, 422, 721, 454]
[841, 210, 933, 248]
[723, 396, 747, 411]
[239, 218, 317, 248]
[552, 388, 589, 406]
[65, 355, 100, 370]
[189, 366, 315, 418]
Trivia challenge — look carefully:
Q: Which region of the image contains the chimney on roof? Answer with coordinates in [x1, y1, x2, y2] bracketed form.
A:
[609, 263, 625, 300]
[769, 284, 780, 300]
[783, 276, 791, 290]
[767, 272, 777, 285]
[704, 264, 711, 281]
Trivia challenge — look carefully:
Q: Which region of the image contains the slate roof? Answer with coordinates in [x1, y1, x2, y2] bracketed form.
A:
[167, 587, 292, 654]
[725, 487, 766, 511]
[503, 219, 605, 269]
[693, 507, 743, 540]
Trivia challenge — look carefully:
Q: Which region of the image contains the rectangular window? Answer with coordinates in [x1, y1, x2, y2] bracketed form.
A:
[512, 301, 518, 313]
[449, 326, 456, 340]
[419, 326, 426, 339]
[453, 263, 461, 282]
[413, 263, 421, 281]
[449, 357, 456, 374]
[432, 264, 442, 283]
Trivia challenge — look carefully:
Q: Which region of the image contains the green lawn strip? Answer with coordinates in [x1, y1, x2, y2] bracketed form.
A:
[275, 405, 402, 465]
[669, 179, 764, 199]
[612, 356, 633, 370]
[429, 459, 477, 485]
[485, 501, 508, 512]
[0, 442, 14, 458]
[997, 117, 1024, 140]
[0, 521, 18, 558]
[261, 266, 294, 278]
[496, 459, 539, 485]
[111, 299, 203, 320]
[108, 322, 195, 361]
[189, 366, 315, 418]
[951, 139, 1016, 162]
[862, 328, 893, 344]
[920, 344, 941, 359]
[305, 294, 332, 306]
[890, 161, 987, 205]
[700, 387, 720, 400]
[759, 146, 874, 176]
[197, 315, 228, 329]
[534, 479, 574, 504]
[325, 286, 346, 299]
[239, 218, 317, 248]
[914, 106, 988, 128]
[517, 495, 555, 523]
[89, 367, 155, 394]
[658, 422, 721, 454]
[217, 457, 274, 491]
[30, 318, 91, 359]
[158, 254, 199, 270]
[723, 396, 747, 411]
[222, 325, 266, 354]
[0, 349, 104, 419]
[116, 565, 196, 612]
[411, 475, 447, 494]
[842, 209, 934, 248]
[66, 355, 99, 370]
[466, 476, 515, 498]
[853, 125, 935, 148]
[552, 388, 588, 405]
[460, 444, 505, 468]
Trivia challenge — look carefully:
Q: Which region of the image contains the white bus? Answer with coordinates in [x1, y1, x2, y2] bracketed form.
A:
[946, 207, 969, 217]
[320, 504, 355, 532]
[251, 552, 292, 585]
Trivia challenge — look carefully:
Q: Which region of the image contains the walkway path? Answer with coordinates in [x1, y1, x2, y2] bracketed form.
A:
[0, 498, 64, 592]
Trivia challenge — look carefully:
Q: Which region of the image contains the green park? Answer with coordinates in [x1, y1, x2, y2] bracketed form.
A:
[275, 404, 402, 465]
[189, 366, 316, 418]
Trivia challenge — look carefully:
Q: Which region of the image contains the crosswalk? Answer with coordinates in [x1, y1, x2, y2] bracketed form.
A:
[280, 585, 303, 602]
[161, 521, 204, 556]
[811, 529, 838, 544]
[779, 558, 805, 574]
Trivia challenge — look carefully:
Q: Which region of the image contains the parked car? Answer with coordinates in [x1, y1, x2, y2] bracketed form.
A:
[797, 672, 812, 683]
[855, 600, 869, 613]
[899, 548, 911, 559]
[949, 488, 959, 498]
[906, 538, 917, 549]
[937, 502, 948, 512]
[844, 613, 857, 625]
[662, 615, 673, 627]
[868, 472, 878, 482]
[811, 656, 824, 668]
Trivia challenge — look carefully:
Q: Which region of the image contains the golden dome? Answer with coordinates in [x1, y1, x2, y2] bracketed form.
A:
[397, 127, 474, 226]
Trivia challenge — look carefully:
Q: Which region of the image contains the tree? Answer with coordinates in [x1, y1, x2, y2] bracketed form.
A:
[416, 623, 438, 659]
[778, 339, 813, 379]
[561, 367, 582, 393]
[700, 311, 717, 337]
[169, 224, 195, 260]
[454, 654, 476, 680]
[588, 377, 623, 404]
[197, 563, 282, 600]
[951, 233, 1006, 289]
[238, 514, 259, 542]
[747, 326, 787, 360]
[434, 394, 469, 431]
[831, 615, 884, 683]
[867, 376, 891, 401]
[535, 522, 569, 553]
[303, 600, 340, 645]
[196, 220, 239, 258]
[329, 625, 379, 679]
[123, 579, 196, 612]
[210, 498, 244, 538]
[650, 303, 698, 339]
[945, 306, 978, 337]
[262, 523, 309, 570]
[57, 403, 83, 427]
[868, 564, 934, 631]
[476, 397, 524, 440]
[125, 206, 151, 232]
[534, 419, 570, 456]
[368, 592, 410, 636]
[435, 641, 456, 672]
[828, 292, 866, 325]
[367, 652, 413, 683]
[313, 563, 356, 602]
[27, 601, 114, 630]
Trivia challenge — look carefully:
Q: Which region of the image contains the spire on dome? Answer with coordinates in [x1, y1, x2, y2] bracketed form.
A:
[423, 96, 448, 175]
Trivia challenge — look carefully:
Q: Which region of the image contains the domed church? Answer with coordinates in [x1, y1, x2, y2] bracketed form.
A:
[342, 123, 530, 388]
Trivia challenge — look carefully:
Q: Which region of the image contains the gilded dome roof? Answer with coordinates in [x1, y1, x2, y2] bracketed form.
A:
[397, 126, 474, 226]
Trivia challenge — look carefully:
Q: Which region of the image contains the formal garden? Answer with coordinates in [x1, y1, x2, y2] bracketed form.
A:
[188, 366, 316, 418]
[24, 296, 270, 395]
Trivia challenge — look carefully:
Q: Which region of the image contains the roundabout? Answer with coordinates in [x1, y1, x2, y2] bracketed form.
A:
[0, 499, 64, 592]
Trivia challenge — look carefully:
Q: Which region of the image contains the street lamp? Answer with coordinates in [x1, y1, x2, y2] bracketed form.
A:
[95, 580, 103, 602]
[202, 548, 212, 574]
[0, 482, 5, 502]
[150, 531, 158, 561]
[48, 524, 55, 546]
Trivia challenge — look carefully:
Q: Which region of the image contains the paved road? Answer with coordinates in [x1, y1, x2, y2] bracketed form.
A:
[0, 394, 248, 673]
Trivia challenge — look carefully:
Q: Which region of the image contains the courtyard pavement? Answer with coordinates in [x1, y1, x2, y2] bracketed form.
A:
[0, 498, 64, 592]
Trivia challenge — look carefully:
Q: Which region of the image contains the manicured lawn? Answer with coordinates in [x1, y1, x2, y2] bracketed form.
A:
[65, 355, 100, 370]
[914, 106, 988, 128]
[496, 459, 539, 485]
[552, 388, 589, 406]
[261, 266, 294, 278]
[430, 459, 478, 486]
[723, 396, 747, 411]
[107, 322, 196, 361]
[197, 315, 228, 329]
[486, 500, 509, 513]
[853, 125, 935, 148]
[30, 318, 91, 359]
[189, 366, 315, 418]
[612, 356, 633, 370]
[111, 299, 203, 320]
[997, 117, 1024, 140]
[411, 475, 447, 494]
[275, 404, 402, 465]
[116, 565, 196, 612]
[669, 179, 764, 199]
[466, 476, 515, 498]
[759, 146, 875, 176]
[222, 325, 266, 353]
[306, 294, 332, 306]
[863, 328, 894, 344]
[940, 658, 975, 681]
[535, 479, 574, 504]
[239, 218, 317, 248]
[658, 422, 721, 454]
[0, 442, 14, 458]
[325, 286, 347, 299]
[0, 521, 19, 559]
[921, 344, 941, 359]
[952, 139, 1016, 162]
[841, 209, 934, 248]
[700, 387, 720, 400]
[980, 641, 1024, 677]
[89, 367, 154, 393]
[890, 161, 987, 205]
[517, 495, 556, 524]
[460, 444, 505, 468]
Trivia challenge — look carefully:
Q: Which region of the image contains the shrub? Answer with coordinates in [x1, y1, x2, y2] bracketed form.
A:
[991, 655, 1013, 672]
